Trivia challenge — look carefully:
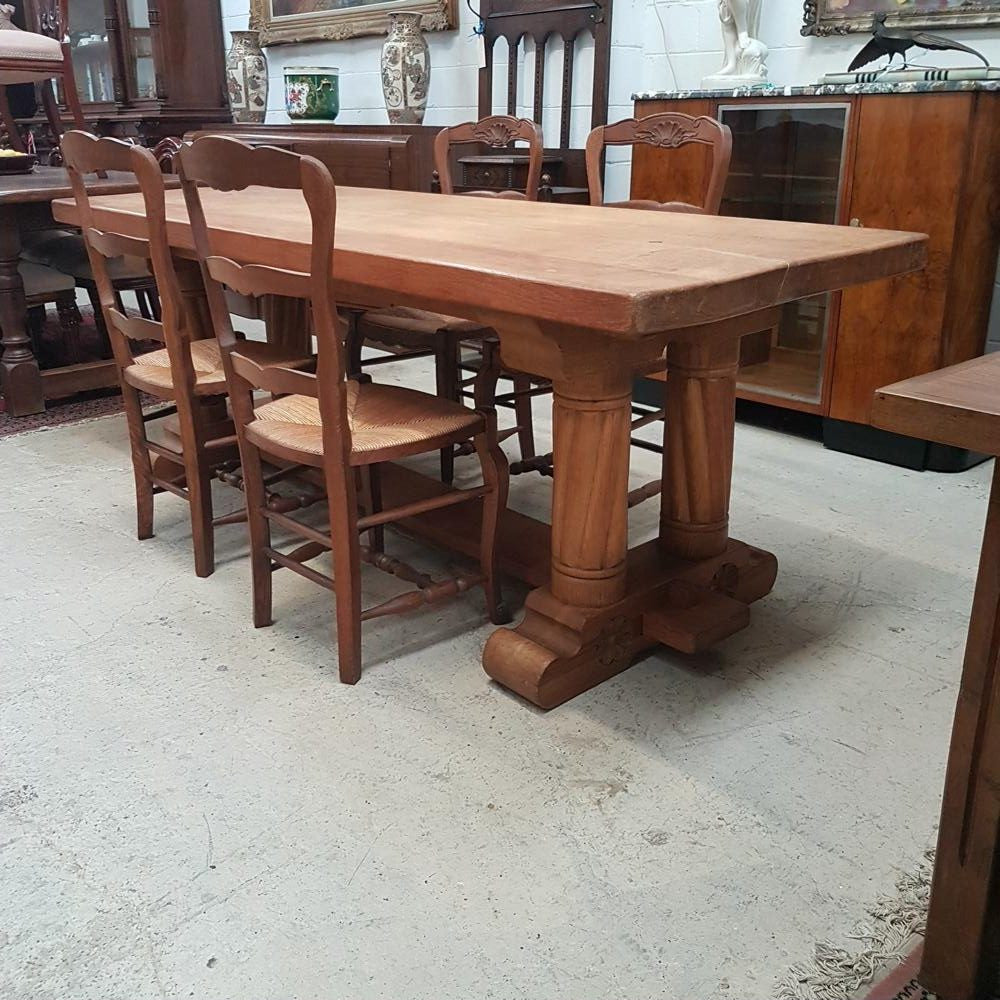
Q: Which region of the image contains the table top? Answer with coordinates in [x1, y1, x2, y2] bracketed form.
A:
[53, 185, 927, 338]
[0, 167, 154, 206]
[873, 353, 1000, 456]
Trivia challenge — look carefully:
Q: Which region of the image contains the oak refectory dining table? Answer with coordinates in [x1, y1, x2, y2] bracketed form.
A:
[53, 186, 926, 708]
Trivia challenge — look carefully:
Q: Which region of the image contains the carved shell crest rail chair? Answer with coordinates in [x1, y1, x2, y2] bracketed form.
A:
[474, 0, 613, 202]
[585, 112, 738, 508]
[61, 131, 307, 579]
[0, 0, 84, 154]
[348, 115, 554, 484]
[178, 136, 511, 685]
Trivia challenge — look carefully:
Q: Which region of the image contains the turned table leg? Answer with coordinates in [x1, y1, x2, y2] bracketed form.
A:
[483, 365, 641, 707]
[659, 338, 740, 560]
[0, 204, 44, 416]
[921, 460, 1000, 1000]
[550, 382, 632, 608]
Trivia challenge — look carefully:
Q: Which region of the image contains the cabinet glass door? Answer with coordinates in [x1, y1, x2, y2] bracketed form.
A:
[122, 0, 156, 101]
[718, 103, 850, 407]
[68, 0, 115, 104]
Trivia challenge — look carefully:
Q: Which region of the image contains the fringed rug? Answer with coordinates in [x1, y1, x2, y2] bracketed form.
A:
[777, 851, 937, 1000]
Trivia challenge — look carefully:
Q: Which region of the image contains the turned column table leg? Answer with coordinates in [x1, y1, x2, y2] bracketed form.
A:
[0, 204, 44, 416]
[659, 338, 740, 560]
[550, 382, 632, 608]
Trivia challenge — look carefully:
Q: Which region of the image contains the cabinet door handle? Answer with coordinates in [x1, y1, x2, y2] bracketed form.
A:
[849, 217, 864, 228]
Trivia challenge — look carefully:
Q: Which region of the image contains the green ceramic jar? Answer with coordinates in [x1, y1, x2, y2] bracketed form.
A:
[284, 67, 340, 121]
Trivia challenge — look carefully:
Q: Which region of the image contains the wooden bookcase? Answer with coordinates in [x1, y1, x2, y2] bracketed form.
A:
[631, 89, 1000, 468]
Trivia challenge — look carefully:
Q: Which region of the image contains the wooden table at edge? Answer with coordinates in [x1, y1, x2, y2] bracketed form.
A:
[53, 186, 927, 709]
[0, 168, 177, 416]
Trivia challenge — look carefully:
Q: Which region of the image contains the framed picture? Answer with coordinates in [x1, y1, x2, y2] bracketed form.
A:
[802, 0, 1000, 35]
[250, 0, 458, 44]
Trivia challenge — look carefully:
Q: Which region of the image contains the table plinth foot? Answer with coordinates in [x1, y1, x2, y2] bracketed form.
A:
[483, 538, 777, 709]
[1, 357, 44, 416]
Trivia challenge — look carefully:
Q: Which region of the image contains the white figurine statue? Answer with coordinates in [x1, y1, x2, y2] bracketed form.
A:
[703, 0, 769, 88]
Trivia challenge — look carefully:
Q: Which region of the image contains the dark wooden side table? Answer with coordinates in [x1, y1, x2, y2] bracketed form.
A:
[874, 354, 1000, 1000]
[0, 167, 157, 417]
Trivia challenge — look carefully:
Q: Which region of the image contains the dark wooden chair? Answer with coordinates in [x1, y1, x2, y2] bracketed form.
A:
[585, 113, 734, 507]
[473, 0, 613, 202]
[19, 256, 83, 366]
[178, 135, 511, 684]
[349, 115, 552, 483]
[61, 130, 304, 578]
[0, 0, 85, 154]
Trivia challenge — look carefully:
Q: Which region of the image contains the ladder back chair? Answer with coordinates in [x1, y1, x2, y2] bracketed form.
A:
[178, 136, 511, 685]
[585, 113, 735, 507]
[0, 0, 85, 154]
[350, 115, 553, 484]
[62, 131, 302, 578]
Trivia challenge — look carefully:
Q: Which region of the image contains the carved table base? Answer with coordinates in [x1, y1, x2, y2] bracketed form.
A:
[483, 537, 776, 709]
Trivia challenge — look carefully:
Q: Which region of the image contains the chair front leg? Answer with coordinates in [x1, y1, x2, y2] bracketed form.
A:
[55, 291, 83, 364]
[239, 437, 274, 627]
[0, 87, 25, 152]
[326, 464, 363, 684]
[177, 395, 216, 578]
[473, 414, 511, 626]
[435, 332, 461, 483]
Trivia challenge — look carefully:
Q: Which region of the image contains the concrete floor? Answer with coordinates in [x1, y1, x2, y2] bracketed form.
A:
[0, 369, 989, 1000]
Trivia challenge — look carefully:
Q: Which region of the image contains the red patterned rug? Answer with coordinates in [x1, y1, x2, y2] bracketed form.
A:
[0, 389, 126, 438]
[0, 305, 134, 438]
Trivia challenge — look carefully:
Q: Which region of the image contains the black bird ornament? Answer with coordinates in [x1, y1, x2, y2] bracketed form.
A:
[848, 12, 989, 72]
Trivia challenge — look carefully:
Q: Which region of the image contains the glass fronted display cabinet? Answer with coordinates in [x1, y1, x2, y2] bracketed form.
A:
[12, 0, 230, 148]
[629, 89, 1000, 469]
[718, 103, 850, 408]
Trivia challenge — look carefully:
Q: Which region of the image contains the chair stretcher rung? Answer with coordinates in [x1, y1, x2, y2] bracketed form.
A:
[357, 485, 488, 530]
[266, 546, 335, 591]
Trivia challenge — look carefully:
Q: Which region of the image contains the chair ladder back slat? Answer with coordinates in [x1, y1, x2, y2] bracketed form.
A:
[230, 352, 318, 398]
[532, 33, 547, 125]
[109, 309, 166, 344]
[85, 227, 152, 261]
[206, 256, 312, 302]
[506, 43, 518, 116]
[179, 134, 308, 192]
[560, 35, 575, 150]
